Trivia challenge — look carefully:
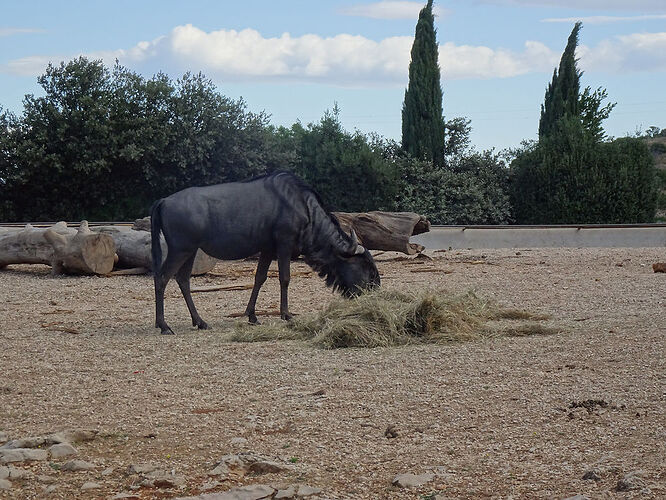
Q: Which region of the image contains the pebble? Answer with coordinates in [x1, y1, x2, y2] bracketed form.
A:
[209, 452, 288, 479]
[127, 463, 159, 475]
[0, 437, 48, 449]
[175, 484, 276, 499]
[616, 471, 646, 491]
[230, 437, 248, 446]
[81, 481, 102, 490]
[61, 459, 96, 471]
[37, 474, 57, 484]
[0, 478, 11, 490]
[0, 465, 30, 480]
[0, 448, 48, 463]
[392, 472, 435, 488]
[101, 466, 115, 476]
[49, 442, 78, 459]
[48, 429, 98, 444]
[0, 432, 8, 444]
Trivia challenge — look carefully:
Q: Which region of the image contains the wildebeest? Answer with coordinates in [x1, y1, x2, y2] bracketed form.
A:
[151, 172, 380, 334]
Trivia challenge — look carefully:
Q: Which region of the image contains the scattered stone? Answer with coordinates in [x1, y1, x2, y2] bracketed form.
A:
[0, 448, 48, 463]
[127, 463, 159, 475]
[0, 432, 8, 444]
[61, 459, 96, 471]
[652, 262, 666, 273]
[111, 493, 141, 500]
[37, 474, 57, 484]
[384, 424, 399, 439]
[275, 485, 297, 499]
[0, 478, 11, 490]
[582, 468, 602, 481]
[208, 453, 288, 479]
[295, 485, 322, 497]
[1, 437, 48, 449]
[49, 442, 78, 459]
[230, 437, 248, 447]
[81, 481, 102, 490]
[101, 466, 115, 476]
[563, 496, 589, 500]
[175, 484, 276, 499]
[48, 429, 98, 444]
[43, 484, 58, 494]
[201, 480, 221, 491]
[140, 473, 186, 489]
[616, 471, 646, 491]
[392, 472, 435, 488]
[0, 465, 30, 480]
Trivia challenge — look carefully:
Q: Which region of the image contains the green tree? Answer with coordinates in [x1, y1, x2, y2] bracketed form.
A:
[402, 0, 445, 166]
[0, 58, 272, 221]
[510, 22, 652, 224]
[539, 22, 581, 139]
[284, 106, 399, 212]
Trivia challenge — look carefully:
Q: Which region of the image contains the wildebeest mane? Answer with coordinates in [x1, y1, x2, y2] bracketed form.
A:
[252, 171, 354, 293]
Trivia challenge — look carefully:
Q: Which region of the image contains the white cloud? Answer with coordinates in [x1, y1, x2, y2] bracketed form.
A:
[579, 32, 666, 73]
[3, 25, 665, 85]
[341, 1, 449, 20]
[0, 28, 44, 37]
[542, 14, 666, 24]
[478, 0, 666, 10]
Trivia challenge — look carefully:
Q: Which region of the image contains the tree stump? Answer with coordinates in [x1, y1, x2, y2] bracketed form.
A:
[0, 221, 116, 275]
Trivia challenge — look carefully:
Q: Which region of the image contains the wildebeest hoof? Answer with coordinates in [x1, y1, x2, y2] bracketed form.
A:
[195, 320, 209, 330]
[281, 313, 293, 321]
[161, 328, 175, 335]
[248, 316, 261, 325]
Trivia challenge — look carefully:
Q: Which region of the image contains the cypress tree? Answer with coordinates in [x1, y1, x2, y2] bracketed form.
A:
[402, 0, 445, 166]
[538, 22, 582, 139]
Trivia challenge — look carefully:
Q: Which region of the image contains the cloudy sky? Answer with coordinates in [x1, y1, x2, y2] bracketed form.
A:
[2, 0, 665, 151]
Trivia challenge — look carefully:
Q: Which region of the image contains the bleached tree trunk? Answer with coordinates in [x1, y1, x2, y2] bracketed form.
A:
[333, 211, 431, 255]
[0, 221, 116, 275]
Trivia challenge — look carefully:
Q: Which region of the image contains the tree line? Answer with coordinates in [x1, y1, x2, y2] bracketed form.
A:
[0, 2, 660, 224]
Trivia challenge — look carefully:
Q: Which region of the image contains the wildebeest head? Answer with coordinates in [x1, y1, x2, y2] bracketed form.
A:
[307, 229, 381, 297]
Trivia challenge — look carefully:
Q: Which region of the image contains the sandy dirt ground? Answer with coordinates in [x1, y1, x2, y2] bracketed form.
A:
[1, 247, 665, 499]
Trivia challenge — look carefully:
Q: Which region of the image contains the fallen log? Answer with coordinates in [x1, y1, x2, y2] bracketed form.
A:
[94, 225, 216, 275]
[333, 211, 430, 255]
[0, 221, 116, 275]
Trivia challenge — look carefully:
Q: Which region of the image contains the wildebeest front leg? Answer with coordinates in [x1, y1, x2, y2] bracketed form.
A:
[276, 249, 293, 321]
[244, 252, 272, 324]
[175, 253, 209, 330]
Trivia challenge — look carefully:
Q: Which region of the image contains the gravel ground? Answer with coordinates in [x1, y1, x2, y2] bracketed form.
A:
[1, 247, 665, 499]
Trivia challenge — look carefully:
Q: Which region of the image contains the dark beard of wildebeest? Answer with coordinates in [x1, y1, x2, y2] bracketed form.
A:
[150, 171, 381, 335]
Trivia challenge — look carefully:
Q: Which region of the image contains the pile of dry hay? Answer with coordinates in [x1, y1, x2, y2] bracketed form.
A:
[231, 289, 557, 349]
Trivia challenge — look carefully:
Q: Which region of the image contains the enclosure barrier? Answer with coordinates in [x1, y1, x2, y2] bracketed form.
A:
[411, 224, 666, 249]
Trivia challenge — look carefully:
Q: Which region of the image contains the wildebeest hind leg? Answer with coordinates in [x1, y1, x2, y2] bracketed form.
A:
[244, 252, 272, 324]
[175, 253, 209, 330]
[154, 250, 194, 335]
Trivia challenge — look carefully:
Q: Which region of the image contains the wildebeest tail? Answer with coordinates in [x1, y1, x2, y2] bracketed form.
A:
[150, 199, 164, 276]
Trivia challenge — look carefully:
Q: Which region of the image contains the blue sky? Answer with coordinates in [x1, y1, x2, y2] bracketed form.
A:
[1, 0, 665, 151]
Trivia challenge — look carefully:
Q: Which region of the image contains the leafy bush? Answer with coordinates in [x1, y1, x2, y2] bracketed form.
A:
[510, 122, 657, 224]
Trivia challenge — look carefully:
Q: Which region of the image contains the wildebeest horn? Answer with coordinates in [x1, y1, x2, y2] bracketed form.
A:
[349, 229, 358, 249]
[348, 229, 366, 255]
